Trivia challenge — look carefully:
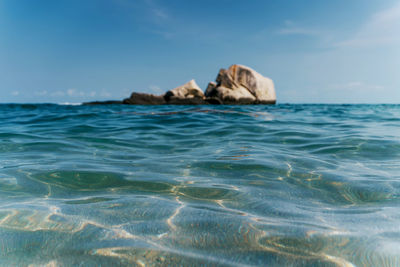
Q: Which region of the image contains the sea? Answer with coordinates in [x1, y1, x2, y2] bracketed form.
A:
[0, 103, 399, 266]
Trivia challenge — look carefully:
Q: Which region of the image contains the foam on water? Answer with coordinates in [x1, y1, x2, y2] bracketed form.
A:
[0, 104, 399, 266]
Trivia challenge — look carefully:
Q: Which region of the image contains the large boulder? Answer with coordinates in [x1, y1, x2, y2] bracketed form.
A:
[205, 64, 276, 104]
[164, 80, 207, 104]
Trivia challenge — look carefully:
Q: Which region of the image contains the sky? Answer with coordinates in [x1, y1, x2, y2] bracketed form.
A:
[0, 0, 399, 103]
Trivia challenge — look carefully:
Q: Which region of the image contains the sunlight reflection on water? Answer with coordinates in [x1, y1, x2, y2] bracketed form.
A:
[0, 104, 399, 266]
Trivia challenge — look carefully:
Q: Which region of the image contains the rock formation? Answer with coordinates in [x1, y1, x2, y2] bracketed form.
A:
[164, 80, 208, 105]
[83, 64, 276, 105]
[123, 92, 166, 105]
[205, 64, 276, 104]
[83, 100, 123, 105]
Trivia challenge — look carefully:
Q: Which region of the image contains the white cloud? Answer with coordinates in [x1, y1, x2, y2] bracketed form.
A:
[46, 89, 112, 99]
[51, 89, 85, 97]
[336, 2, 400, 47]
[11, 91, 20, 96]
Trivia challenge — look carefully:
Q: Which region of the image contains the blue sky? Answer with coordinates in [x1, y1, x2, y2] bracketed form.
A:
[1, 0, 399, 103]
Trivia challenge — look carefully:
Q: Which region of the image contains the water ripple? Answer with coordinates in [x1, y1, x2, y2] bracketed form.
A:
[0, 104, 399, 266]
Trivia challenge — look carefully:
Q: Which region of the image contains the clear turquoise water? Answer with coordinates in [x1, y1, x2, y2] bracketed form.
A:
[0, 104, 399, 266]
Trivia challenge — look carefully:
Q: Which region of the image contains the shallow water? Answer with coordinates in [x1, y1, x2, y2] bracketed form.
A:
[0, 104, 399, 266]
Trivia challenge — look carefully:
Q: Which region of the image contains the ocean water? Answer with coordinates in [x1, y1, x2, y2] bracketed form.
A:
[0, 104, 399, 267]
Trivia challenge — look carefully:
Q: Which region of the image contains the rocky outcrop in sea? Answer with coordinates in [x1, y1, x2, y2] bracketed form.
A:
[84, 64, 276, 105]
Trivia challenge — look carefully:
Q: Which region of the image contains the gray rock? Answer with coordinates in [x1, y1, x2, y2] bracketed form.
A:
[123, 92, 166, 105]
[205, 82, 217, 97]
[83, 100, 123, 105]
[166, 97, 209, 105]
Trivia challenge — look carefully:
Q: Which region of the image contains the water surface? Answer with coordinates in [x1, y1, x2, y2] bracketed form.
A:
[0, 104, 399, 266]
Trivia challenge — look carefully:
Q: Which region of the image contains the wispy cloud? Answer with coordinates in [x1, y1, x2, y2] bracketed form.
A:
[51, 91, 65, 97]
[67, 88, 85, 97]
[115, 0, 223, 42]
[330, 81, 384, 92]
[143, 0, 175, 39]
[11, 91, 20, 96]
[48, 89, 105, 98]
[336, 2, 400, 47]
[113, 0, 173, 38]
[34, 90, 48, 96]
[151, 6, 168, 21]
[144, 0, 170, 23]
[100, 89, 111, 98]
[277, 20, 321, 36]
